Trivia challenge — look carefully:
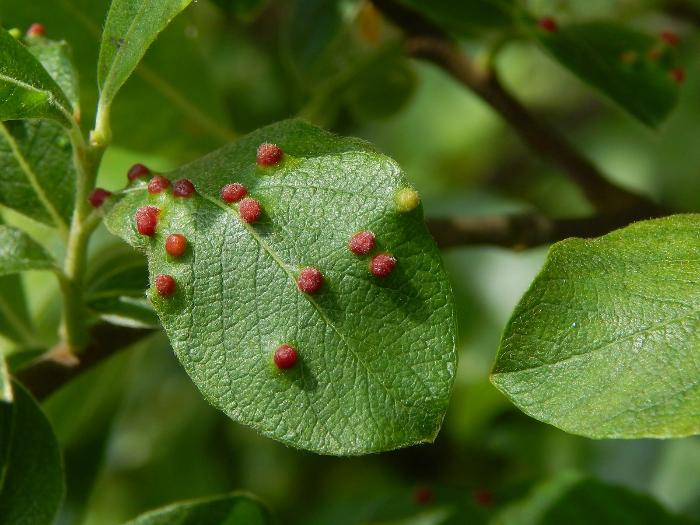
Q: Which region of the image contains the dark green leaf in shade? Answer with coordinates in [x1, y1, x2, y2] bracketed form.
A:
[122, 493, 273, 525]
[395, 0, 517, 35]
[492, 215, 700, 439]
[532, 21, 680, 127]
[0, 381, 65, 525]
[105, 119, 456, 455]
[0, 28, 73, 125]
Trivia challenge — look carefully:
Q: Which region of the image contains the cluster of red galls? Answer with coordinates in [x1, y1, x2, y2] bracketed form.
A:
[102, 143, 401, 370]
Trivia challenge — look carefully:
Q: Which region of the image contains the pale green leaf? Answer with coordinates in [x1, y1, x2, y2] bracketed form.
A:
[105, 119, 457, 455]
[29, 38, 80, 110]
[0, 225, 55, 276]
[123, 493, 272, 525]
[492, 215, 700, 439]
[0, 381, 65, 525]
[0, 28, 72, 125]
[97, 0, 192, 109]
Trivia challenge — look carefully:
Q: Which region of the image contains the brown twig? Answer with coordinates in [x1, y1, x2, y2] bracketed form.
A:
[16, 323, 153, 401]
[427, 209, 664, 250]
[371, 0, 657, 214]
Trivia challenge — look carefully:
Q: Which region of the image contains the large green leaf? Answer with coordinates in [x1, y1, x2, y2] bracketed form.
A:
[0, 381, 65, 524]
[492, 215, 700, 439]
[495, 473, 695, 525]
[122, 493, 272, 525]
[0, 27, 72, 125]
[105, 119, 456, 455]
[532, 21, 679, 128]
[0, 225, 55, 276]
[97, 0, 192, 110]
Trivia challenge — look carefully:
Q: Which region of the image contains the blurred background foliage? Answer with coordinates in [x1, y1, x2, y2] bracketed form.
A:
[1, 0, 699, 523]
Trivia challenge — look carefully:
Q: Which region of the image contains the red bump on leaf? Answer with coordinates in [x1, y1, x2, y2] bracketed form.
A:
[173, 178, 195, 197]
[127, 163, 150, 181]
[370, 253, 396, 277]
[671, 66, 685, 84]
[348, 230, 376, 255]
[660, 31, 680, 47]
[256, 143, 283, 166]
[165, 233, 188, 258]
[473, 488, 493, 507]
[148, 175, 170, 194]
[239, 197, 262, 223]
[88, 188, 111, 208]
[26, 23, 45, 37]
[135, 206, 159, 237]
[155, 274, 176, 297]
[537, 17, 557, 32]
[297, 267, 323, 294]
[221, 183, 247, 203]
[414, 486, 434, 506]
[274, 344, 298, 369]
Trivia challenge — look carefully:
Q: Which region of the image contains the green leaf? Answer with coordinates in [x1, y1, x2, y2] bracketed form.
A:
[98, 0, 193, 109]
[0, 119, 76, 230]
[0, 356, 10, 402]
[495, 473, 695, 525]
[0, 27, 73, 125]
[395, 0, 517, 35]
[0, 225, 55, 276]
[492, 215, 700, 439]
[0, 381, 65, 524]
[105, 119, 456, 455]
[28, 38, 80, 111]
[122, 493, 272, 525]
[531, 21, 680, 127]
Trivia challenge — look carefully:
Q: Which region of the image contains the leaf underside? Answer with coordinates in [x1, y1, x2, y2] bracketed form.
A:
[105, 119, 457, 455]
[0, 225, 55, 276]
[492, 215, 700, 439]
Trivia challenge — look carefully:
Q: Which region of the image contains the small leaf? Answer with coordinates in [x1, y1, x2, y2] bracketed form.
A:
[122, 493, 273, 525]
[0, 225, 55, 276]
[0, 27, 73, 125]
[98, 0, 193, 109]
[0, 356, 10, 402]
[105, 119, 457, 455]
[395, 0, 517, 35]
[532, 21, 680, 127]
[0, 381, 65, 524]
[492, 215, 700, 439]
[496, 473, 694, 525]
[28, 38, 80, 110]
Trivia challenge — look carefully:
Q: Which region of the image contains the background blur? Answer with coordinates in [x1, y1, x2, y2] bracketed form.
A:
[1, 0, 699, 523]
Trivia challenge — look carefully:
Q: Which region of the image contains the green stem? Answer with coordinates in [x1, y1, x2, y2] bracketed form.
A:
[58, 121, 106, 352]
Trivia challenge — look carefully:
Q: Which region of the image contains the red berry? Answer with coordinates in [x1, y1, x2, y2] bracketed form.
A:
[661, 31, 680, 47]
[671, 66, 685, 84]
[370, 253, 396, 277]
[135, 206, 159, 237]
[165, 233, 188, 258]
[274, 344, 298, 369]
[221, 183, 247, 203]
[239, 197, 262, 223]
[155, 274, 176, 297]
[297, 267, 323, 294]
[127, 163, 150, 181]
[414, 486, 434, 505]
[256, 143, 283, 166]
[173, 178, 195, 197]
[348, 230, 375, 255]
[88, 188, 111, 208]
[26, 23, 45, 37]
[538, 17, 557, 32]
[473, 488, 493, 507]
[147, 175, 170, 194]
